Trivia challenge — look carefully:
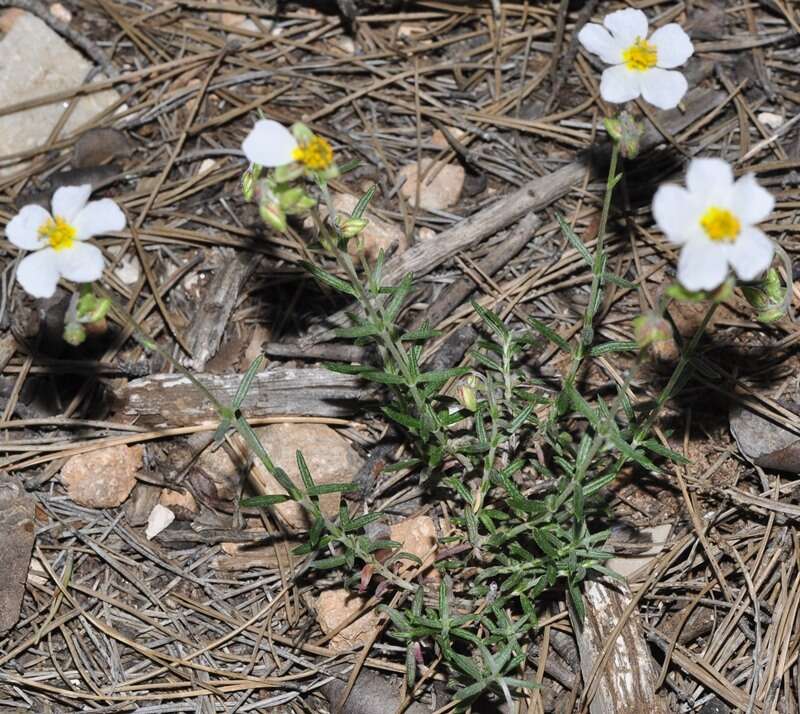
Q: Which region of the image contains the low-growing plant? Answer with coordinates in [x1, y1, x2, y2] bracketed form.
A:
[6, 9, 786, 706]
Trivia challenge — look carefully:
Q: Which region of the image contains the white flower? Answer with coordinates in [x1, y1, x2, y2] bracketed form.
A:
[653, 158, 775, 291]
[578, 8, 693, 110]
[5, 185, 125, 298]
[242, 119, 298, 167]
[242, 119, 335, 172]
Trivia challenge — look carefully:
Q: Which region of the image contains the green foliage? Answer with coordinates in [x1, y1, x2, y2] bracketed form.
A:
[217, 155, 694, 707]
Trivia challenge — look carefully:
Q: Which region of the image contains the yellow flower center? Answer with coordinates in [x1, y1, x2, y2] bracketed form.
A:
[39, 216, 76, 251]
[622, 37, 658, 72]
[292, 136, 334, 172]
[700, 207, 741, 243]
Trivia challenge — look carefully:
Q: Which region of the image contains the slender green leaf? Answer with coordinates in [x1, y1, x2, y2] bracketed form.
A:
[352, 184, 377, 219]
[557, 214, 592, 266]
[232, 356, 264, 410]
[311, 555, 348, 570]
[472, 300, 509, 340]
[300, 260, 357, 297]
[588, 340, 638, 356]
[417, 367, 470, 383]
[240, 494, 292, 507]
[527, 317, 571, 353]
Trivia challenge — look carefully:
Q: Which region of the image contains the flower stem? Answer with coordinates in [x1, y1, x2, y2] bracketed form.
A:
[635, 300, 718, 442]
[564, 139, 621, 389]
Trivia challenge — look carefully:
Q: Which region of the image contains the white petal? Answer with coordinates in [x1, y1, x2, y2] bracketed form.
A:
[146, 504, 175, 540]
[731, 174, 774, 225]
[728, 228, 773, 282]
[639, 68, 688, 110]
[16, 249, 60, 298]
[73, 199, 126, 240]
[599, 64, 641, 104]
[652, 184, 701, 243]
[686, 158, 735, 201]
[578, 24, 624, 65]
[677, 238, 729, 292]
[604, 9, 649, 47]
[650, 24, 694, 68]
[6, 204, 50, 249]
[54, 242, 105, 283]
[242, 120, 298, 167]
[51, 185, 92, 221]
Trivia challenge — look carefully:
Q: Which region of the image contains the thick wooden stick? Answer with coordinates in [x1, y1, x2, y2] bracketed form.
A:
[115, 367, 375, 427]
[572, 579, 669, 714]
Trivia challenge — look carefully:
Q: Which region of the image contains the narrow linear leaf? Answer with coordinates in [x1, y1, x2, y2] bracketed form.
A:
[588, 340, 638, 357]
[527, 317, 571, 353]
[352, 184, 377, 219]
[232, 356, 264, 410]
[557, 214, 592, 266]
[300, 260, 357, 297]
[311, 555, 348, 570]
[417, 367, 470, 383]
[241, 494, 292, 507]
[307, 482, 359, 496]
[322, 361, 372, 375]
[472, 300, 510, 340]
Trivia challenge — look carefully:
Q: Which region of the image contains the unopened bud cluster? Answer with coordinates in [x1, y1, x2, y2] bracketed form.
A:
[63, 285, 112, 346]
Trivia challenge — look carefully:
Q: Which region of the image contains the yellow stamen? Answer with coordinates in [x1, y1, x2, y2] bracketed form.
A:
[39, 216, 76, 251]
[292, 136, 334, 172]
[700, 207, 741, 243]
[622, 37, 658, 72]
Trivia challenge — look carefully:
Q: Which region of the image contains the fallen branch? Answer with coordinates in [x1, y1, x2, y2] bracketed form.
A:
[114, 367, 375, 427]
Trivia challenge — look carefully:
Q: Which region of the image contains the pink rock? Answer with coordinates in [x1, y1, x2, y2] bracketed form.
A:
[315, 588, 378, 651]
[61, 445, 142, 508]
[251, 423, 363, 531]
[399, 159, 465, 211]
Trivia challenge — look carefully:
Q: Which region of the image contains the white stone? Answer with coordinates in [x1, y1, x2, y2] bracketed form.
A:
[145, 504, 175, 540]
[758, 112, 784, 130]
[114, 255, 140, 285]
[0, 13, 120, 176]
[49, 3, 72, 24]
[198, 158, 217, 175]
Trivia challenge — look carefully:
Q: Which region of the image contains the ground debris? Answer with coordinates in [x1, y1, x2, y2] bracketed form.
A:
[0, 473, 35, 634]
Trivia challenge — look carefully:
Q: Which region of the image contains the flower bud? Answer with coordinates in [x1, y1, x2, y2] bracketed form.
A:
[63, 322, 87, 346]
[757, 306, 785, 324]
[457, 376, 478, 412]
[276, 186, 306, 211]
[764, 268, 784, 303]
[290, 122, 314, 145]
[259, 201, 288, 233]
[241, 169, 256, 202]
[294, 194, 317, 211]
[319, 162, 340, 181]
[337, 216, 369, 239]
[75, 289, 111, 324]
[633, 313, 671, 349]
[742, 269, 787, 323]
[273, 162, 304, 184]
[605, 111, 644, 159]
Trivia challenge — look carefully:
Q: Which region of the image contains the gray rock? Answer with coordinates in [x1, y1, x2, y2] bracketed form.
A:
[0, 12, 120, 176]
[730, 405, 800, 473]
